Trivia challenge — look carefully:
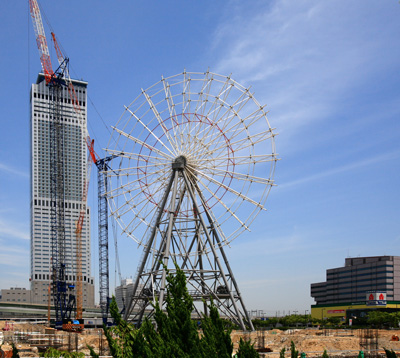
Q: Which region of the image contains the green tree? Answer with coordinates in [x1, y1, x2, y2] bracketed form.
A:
[326, 317, 341, 326]
[322, 349, 329, 358]
[367, 311, 391, 328]
[103, 265, 256, 358]
[11, 343, 20, 358]
[291, 341, 299, 358]
[87, 345, 99, 358]
[41, 347, 85, 358]
[153, 267, 202, 357]
[236, 338, 259, 358]
[280, 347, 286, 358]
[200, 303, 233, 357]
[384, 348, 397, 358]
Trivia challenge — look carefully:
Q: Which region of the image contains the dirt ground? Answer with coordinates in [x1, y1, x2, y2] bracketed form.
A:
[232, 329, 400, 356]
[1, 321, 400, 357]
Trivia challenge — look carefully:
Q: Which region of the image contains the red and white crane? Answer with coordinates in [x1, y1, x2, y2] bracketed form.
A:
[29, 0, 96, 330]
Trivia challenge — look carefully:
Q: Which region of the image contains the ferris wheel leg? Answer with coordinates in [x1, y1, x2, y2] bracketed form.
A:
[194, 182, 255, 331]
[123, 173, 176, 321]
[158, 170, 180, 307]
[183, 171, 253, 331]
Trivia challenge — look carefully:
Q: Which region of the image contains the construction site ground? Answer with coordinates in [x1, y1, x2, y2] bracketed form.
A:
[1, 321, 400, 357]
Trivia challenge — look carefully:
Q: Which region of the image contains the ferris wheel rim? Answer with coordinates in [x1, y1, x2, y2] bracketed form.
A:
[105, 70, 278, 251]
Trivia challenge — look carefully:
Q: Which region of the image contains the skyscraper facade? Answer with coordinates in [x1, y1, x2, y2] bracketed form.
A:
[30, 73, 94, 307]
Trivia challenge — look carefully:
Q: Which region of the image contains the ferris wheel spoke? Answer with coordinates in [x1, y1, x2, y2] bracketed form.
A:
[205, 129, 274, 158]
[121, 205, 157, 238]
[212, 88, 253, 130]
[112, 126, 173, 161]
[185, 124, 231, 160]
[184, 123, 217, 157]
[223, 107, 269, 139]
[190, 141, 231, 164]
[109, 184, 154, 213]
[107, 167, 170, 200]
[107, 163, 169, 178]
[111, 184, 162, 220]
[196, 154, 278, 170]
[184, 119, 225, 155]
[161, 77, 181, 152]
[187, 170, 249, 231]
[107, 148, 169, 163]
[193, 181, 230, 245]
[192, 70, 213, 116]
[161, 77, 177, 119]
[202, 75, 235, 123]
[124, 104, 176, 157]
[142, 90, 180, 153]
[203, 166, 274, 186]
[193, 168, 265, 210]
[111, 195, 150, 221]
[107, 70, 277, 253]
[107, 165, 169, 188]
[182, 71, 192, 114]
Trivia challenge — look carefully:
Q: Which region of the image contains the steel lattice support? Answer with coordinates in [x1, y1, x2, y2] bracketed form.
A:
[124, 156, 254, 330]
[96, 157, 112, 324]
[107, 71, 278, 332]
[29, 0, 78, 329]
[49, 81, 75, 327]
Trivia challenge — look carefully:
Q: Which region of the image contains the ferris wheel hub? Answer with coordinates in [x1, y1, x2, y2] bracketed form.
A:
[172, 155, 187, 170]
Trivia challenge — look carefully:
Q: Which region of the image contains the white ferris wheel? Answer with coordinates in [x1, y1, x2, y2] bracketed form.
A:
[105, 70, 277, 330]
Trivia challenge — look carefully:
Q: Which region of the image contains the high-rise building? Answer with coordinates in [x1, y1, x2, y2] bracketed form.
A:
[115, 279, 143, 312]
[30, 73, 94, 307]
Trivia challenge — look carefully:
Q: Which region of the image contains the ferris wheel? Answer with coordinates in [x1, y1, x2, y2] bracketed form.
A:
[105, 70, 277, 330]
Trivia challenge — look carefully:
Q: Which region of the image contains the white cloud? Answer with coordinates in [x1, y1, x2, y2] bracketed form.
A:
[0, 219, 29, 240]
[279, 150, 400, 191]
[208, 0, 399, 143]
[0, 244, 29, 267]
[0, 162, 28, 178]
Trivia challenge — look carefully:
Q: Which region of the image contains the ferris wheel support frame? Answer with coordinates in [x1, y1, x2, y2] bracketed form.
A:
[123, 157, 254, 330]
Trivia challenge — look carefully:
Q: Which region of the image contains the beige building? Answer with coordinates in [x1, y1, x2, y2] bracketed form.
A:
[0, 287, 32, 303]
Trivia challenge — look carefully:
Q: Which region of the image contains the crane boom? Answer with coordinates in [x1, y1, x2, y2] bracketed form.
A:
[50, 29, 92, 326]
[29, 0, 54, 83]
[51, 32, 81, 113]
[29, 0, 98, 330]
[29, 0, 82, 331]
[74, 151, 91, 321]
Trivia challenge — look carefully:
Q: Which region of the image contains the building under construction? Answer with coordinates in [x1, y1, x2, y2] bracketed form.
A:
[29, 73, 94, 308]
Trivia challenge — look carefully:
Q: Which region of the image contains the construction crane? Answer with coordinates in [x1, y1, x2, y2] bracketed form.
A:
[85, 137, 114, 324]
[30, 0, 114, 329]
[95, 156, 114, 324]
[48, 30, 113, 327]
[51, 30, 89, 331]
[29, 0, 85, 330]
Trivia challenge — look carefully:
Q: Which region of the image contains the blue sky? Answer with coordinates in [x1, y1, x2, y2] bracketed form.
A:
[0, 0, 399, 315]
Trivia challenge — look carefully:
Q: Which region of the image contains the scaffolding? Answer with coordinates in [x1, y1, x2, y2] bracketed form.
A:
[359, 329, 379, 358]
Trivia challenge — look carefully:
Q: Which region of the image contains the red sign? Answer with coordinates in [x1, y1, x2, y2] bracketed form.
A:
[327, 310, 345, 314]
[369, 294, 374, 300]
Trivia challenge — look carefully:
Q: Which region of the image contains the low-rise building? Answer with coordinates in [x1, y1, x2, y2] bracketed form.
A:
[311, 256, 400, 321]
[0, 287, 32, 303]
